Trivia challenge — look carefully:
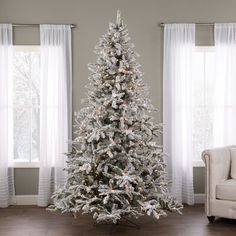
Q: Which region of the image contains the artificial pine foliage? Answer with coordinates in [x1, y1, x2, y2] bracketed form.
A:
[49, 11, 182, 223]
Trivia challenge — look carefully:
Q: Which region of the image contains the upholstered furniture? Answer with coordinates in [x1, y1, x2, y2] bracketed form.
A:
[202, 146, 236, 222]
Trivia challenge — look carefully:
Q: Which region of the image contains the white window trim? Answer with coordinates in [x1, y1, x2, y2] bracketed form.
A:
[193, 160, 205, 167]
[13, 45, 41, 168]
[13, 162, 39, 168]
[195, 45, 215, 52]
[14, 45, 40, 52]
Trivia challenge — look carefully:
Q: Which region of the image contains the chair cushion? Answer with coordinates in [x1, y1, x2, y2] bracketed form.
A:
[216, 179, 236, 201]
[230, 148, 236, 178]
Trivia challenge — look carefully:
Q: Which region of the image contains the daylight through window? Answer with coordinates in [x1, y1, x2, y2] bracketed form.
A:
[13, 46, 40, 162]
[192, 46, 215, 162]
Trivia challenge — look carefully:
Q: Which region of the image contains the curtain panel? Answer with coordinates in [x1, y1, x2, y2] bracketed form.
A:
[38, 25, 72, 207]
[163, 24, 195, 205]
[0, 24, 15, 207]
[213, 23, 236, 147]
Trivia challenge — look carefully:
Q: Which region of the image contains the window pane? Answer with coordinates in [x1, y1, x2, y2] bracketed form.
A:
[13, 52, 31, 108]
[192, 107, 214, 161]
[13, 47, 40, 162]
[205, 51, 216, 107]
[13, 108, 31, 161]
[193, 51, 204, 107]
[192, 47, 215, 161]
[31, 108, 40, 162]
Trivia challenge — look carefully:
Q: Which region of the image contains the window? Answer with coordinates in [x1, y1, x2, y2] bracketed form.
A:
[13, 46, 40, 167]
[192, 46, 216, 166]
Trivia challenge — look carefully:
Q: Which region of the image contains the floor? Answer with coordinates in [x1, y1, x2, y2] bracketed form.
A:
[0, 205, 236, 236]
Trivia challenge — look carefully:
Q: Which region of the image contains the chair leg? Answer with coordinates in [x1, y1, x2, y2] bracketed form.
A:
[207, 216, 215, 223]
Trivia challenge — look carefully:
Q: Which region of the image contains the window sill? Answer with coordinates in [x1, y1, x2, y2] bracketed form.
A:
[193, 160, 205, 167]
[13, 162, 39, 168]
[14, 161, 204, 168]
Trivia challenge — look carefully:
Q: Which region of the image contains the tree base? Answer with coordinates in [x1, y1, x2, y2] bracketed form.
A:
[207, 216, 215, 223]
[118, 216, 140, 229]
[94, 216, 140, 229]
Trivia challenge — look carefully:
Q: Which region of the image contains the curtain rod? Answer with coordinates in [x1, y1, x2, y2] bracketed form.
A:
[159, 22, 214, 27]
[12, 23, 76, 28]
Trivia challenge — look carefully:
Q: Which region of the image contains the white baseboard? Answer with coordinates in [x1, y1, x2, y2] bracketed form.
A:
[15, 195, 38, 205]
[194, 193, 205, 204]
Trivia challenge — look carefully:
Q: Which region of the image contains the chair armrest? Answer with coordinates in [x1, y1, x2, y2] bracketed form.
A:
[202, 147, 231, 200]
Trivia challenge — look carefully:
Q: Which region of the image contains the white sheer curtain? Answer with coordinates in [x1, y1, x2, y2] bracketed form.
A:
[213, 23, 236, 146]
[163, 24, 195, 205]
[0, 24, 15, 207]
[38, 25, 72, 207]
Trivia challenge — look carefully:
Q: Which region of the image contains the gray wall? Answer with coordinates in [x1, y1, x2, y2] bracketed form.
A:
[14, 167, 205, 195]
[14, 169, 39, 195]
[1, 0, 235, 195]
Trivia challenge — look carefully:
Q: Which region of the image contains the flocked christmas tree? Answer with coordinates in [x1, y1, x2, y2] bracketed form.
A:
[49, 11, 182, 223]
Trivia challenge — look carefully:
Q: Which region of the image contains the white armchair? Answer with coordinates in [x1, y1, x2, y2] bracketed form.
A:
[202, 146, 236, 222]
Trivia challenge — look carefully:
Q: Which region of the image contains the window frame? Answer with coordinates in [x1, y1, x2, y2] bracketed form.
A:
[13, 45, 40, 168]
[12, 46, 214, 168]
[192, 46, 215, 167]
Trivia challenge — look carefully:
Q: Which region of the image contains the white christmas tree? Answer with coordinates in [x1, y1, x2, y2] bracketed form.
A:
[49, 11, 182, 224]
